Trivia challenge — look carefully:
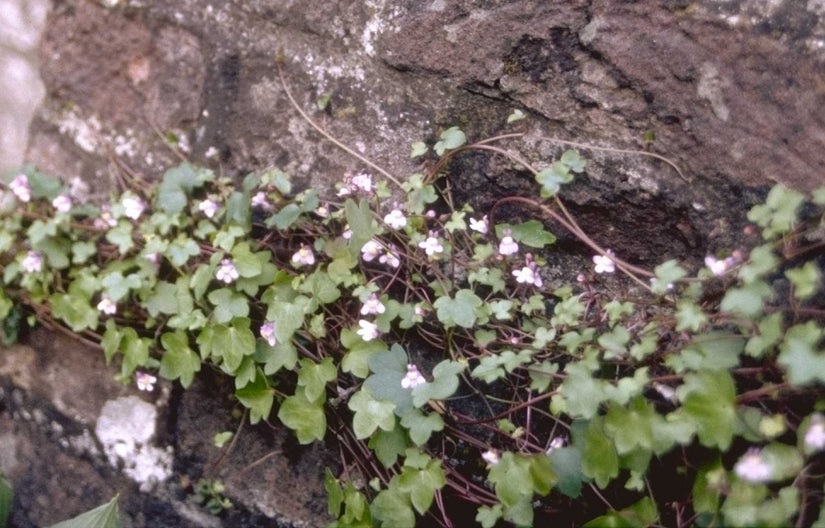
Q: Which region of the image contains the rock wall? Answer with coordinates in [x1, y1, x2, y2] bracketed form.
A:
[3, 0, 825, 526]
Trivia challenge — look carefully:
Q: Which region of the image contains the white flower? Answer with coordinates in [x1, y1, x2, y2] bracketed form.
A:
[350, 172, 373, 193]
[414, 304, 427, 317]
[418, 232, 443, 256]
[401, 364, 426, 389]
[96, 205, 118, 228]
[469, 215, 489, 234]
[260, 321, 277, 347]
[97, 295, 117, 315]
[122, 195, 146, 220]
[136, 371, 157, 391]
[498, 231, 519, 256]
[251, 191, 272, 209]
[8, 174, 30, 202]
[546, 436, 566, 454]
[593, 250, 616, 274]
[805, 415, 825, 451]
[21, 251, 42, 273]
[704, 255, 739, 276]
[216, 258, 239, 283]
[342, 226, 353, 240]
[198, 199, 219, 218]
[69, 176, 89, 201]
[379, 246, 401, 268]
[204, 146, 220, 158]
[291, 244, 315, 267]
[337, 186, 352, 197]
[52, 195, 72, 213]
[384, 207, 407, 229]
[356, 320, 379, 342]
[481, 449, 500, 466]
[734, 448, 772, 483]
[315, 204, 330, 218]
[361, 239, 382, 262]
[512, 265, 543, 287]
[360, 294, 386, 315]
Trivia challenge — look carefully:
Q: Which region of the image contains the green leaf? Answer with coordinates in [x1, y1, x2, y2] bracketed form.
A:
[106, 222, 134, 253]
[666, 331, 745, 373]
[324, 469, 344, 517]
[677, 370, 736, 449]
[583, 497, 658, 528]
[256, 340, 298, 375]
[581, 418, 620, 488]
[747, 184, 804, 239]
[536, 161, 573, 197]
[598, 325, 631, 359]
[488, 452, 534, 508]
[166, 235, 200, 267]
[397, 458, 446, 514]
[720, 280, 772, 319]
[208, 288, 249, 323]
[692, 457, 725, 515]
[411, 360, 463, 407]
[268, 203, 301, 230]
[211, 318, 256, 373]
[494, 220, 556, 248]
[348, 388, 396, 439]
[345, 199, 378, 252]
[50, 293, 98, 332]
[225, 191, 251, 230]
[159, 331, 201, 388]
[745, 312, 784, 358]
[738, 244, 777, 284]
[400, 408, 444, 446]
[433, 126, 466, 156]
[556, 361, 606, 419]
[277, 391, 326, 442]
[777, 321, 825, 385]
[410, 141, 428, 158]
[260, 167, 292, 195]
[507, 109, 526, 123]
[371, 486, 415, 528]
[675, 299, 707, 332]
[142, 280, 179, 317]
[213, 431, 233, 448]
[786, 261, 821, 300]
[0, 470, 12, 528]
[650, 259, 686, 294]
[297, 357, 337, 402]
[549, 444, 584, 498]
[156, 162, 211, 214]
[369, 425, 408, 468]
[476, 504, 503, 528]
[236, 368, 275, 425]
[101, 272, 141, 302]
[47, 495, 120, 528]
[560, 149, 586, 172]
[433, 289, 483, 328]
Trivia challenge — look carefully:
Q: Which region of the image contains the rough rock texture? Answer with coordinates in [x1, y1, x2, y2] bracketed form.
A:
[3, 0, 825, 526]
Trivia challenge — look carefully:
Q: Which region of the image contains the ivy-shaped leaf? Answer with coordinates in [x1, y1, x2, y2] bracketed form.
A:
[208, 288, 250, 323]
[433, 126, 466, 156]
[400, 408, 444, 446]
[236, 367, 275, 425]
[348, 388, 396, 439]
[411, 360, 463, 407]
[211, 318, 256, 373]
[433, 289, 483, 328]
[159, 331, 201, 388]
[297, 357, 337, 402]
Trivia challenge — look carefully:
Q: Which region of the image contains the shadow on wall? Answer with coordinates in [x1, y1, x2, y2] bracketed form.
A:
[0, 0, 48, 175]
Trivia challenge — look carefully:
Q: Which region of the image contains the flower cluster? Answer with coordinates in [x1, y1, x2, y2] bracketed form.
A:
[512, 253, 543, 288]
[593, 249, 615, 274]
[338, 172, 373, 196]
[216, 259, 239, 283]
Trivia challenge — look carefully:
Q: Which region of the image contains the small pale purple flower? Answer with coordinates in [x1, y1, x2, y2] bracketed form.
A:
[418, 232, 443, 256]
[198, 198, 219, 218]
[805, 415, 825, 451]
[356, 319, 379, 342]
[360, 294, 386, 315]
[512, 264, 543, 287]
[545, 436, 566, 455]
[291, 244, 315, 267]
[97, 295, 117, 315]
[8, 174, 30, 202]
[260, 321, 277, 347]
[361, 239, 382, 262]
[481, 449, 500, 466]
[498, 230, 518, 256]
[401, 364, 426, 389]
[469, 215, 489, 234]
[251, 191, 272, 209]
[350, 172, 373, 193]
[21, 251, 42, 273]
[383, 207, 407, 229]
[216, 258, 239, 283]
[734, 448, 772, 483]
[593, 250, 616, 274]
[136, 371, 157, 391]
[52, 194, 72, 213]
[122, 195, 146, 220]
[379, 245, 401, 268]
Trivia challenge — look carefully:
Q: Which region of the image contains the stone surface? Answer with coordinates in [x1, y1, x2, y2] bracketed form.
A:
[3, 0, 825, 526]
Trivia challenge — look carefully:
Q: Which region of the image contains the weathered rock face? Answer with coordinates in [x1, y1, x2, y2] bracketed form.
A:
[3, 0, 825, 526]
